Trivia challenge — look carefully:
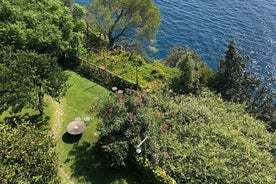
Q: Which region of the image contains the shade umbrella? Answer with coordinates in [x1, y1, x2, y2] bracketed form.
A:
[67, 120, 86, 135]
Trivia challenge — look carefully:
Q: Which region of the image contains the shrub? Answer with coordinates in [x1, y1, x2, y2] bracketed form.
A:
[0, 121, 60, 183]
[153, 90, 276, 183]
[133, 156, 176, 184]
[94, 88, 164, 167]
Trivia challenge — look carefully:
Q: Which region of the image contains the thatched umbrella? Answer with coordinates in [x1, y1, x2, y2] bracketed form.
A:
[67, 120, 86, 135]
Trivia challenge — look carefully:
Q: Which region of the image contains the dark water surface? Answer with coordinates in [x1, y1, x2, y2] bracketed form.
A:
[75, 0, 276, 87]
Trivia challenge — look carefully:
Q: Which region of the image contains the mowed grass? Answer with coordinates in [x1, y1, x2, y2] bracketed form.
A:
[47, 71, 140, 184]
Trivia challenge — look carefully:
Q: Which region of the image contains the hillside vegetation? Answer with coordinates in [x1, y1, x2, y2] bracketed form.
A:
[0, 0, 275, 183]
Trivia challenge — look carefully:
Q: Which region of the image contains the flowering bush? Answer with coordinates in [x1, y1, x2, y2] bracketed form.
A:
[93, 88, 166, 167]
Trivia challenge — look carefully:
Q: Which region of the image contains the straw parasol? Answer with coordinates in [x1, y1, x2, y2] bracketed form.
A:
[67, 120, 86, 135]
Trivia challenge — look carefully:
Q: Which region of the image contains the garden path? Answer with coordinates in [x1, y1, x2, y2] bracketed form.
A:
[51, 100, 75, 184]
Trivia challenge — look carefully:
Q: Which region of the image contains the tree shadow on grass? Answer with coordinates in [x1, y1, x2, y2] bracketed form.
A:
[68, 142, 142, 184]
[62, 132, 82, 144]
[4, 113, 50, 128]
[83, 84, 100, 92]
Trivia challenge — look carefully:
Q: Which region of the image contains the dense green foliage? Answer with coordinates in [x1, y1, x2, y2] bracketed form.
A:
[133, 157, 177, 184]
[1, 1, 275, 183]
[153, 90, 276, 183]
[214, 39, 260, 103]
[247, 84, 276, 131]
[0, 48, 68, 115]
[214, 39, 275, 131]
[164, 47, 215, 94]
[94, 89, 164, 167]
[95, 88, 276, 183]
[0, 0, 85, 61]
[59, 0, 73, 7]
[87, 0, 160, 53]
[86, 49, 180, 91]
[0, 121, 60, 183]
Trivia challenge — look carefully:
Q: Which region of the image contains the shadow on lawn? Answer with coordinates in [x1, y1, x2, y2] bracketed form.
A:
[68, 142, 141, 184]
[83, 84, 100, 92]
[62, 132, 82, 144]
[4, 113, 50, 128]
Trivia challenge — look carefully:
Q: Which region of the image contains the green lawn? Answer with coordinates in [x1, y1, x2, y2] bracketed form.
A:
[46, 71, 141, 184]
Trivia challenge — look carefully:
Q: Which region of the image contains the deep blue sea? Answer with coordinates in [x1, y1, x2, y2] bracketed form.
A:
[75, 0, 276, 87]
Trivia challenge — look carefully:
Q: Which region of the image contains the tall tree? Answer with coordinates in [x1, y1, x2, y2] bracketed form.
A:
[164, 47, 215, 94]
[214, 39, 276, 131]
[247, 82, 276, 132]
[87, 0, 160, 51]
[215, 39, 260, 103]
[60, 0, 74, 8]
[0, 48, 68, 115]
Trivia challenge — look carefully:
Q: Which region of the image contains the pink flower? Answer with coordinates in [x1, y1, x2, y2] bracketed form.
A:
[105, 108, 113, 115]
[162, 124, 169, 133]
[136, 100, 142, 107]
[155, 112, 160, 118]
[118, 99, 124, 104]
[163, 151, 171, 159]
[127, 112, 136, 119]
[117, 90, 124, 95]
[155, 159, 160, 164]
[116, 47, 121, 52]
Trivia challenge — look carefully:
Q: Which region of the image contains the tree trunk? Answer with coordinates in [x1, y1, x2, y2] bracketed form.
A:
[38, 86, 44, 116]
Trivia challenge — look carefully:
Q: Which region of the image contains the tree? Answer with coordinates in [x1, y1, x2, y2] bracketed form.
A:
[0, 121, 60, 183]
[153, 90, 276, 183]
[0, 0, 85, 62]
[214, 39, 260, 103]
[247, 83, 276, 132]
[87, 0, 160, 51]
[164, 47, 214, 94]
[0, 48, 68, 115]
[59, 0, 74, 8]
[214, 39, 276, 131]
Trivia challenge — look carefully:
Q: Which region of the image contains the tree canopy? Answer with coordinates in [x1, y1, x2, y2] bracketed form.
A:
[87, 0, 160, 52]
[153, 90, 276, 183]
[0, 121, 60, 183]
[214, 39, 260, 103]
[214, 39, 275, 131]
[0, 0, 85, 61]
[164, 47, 215, 94]
[0, 48, 68, 115]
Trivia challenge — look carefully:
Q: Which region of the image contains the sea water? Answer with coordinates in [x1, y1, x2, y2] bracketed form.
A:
[75, 0, 276, 87]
